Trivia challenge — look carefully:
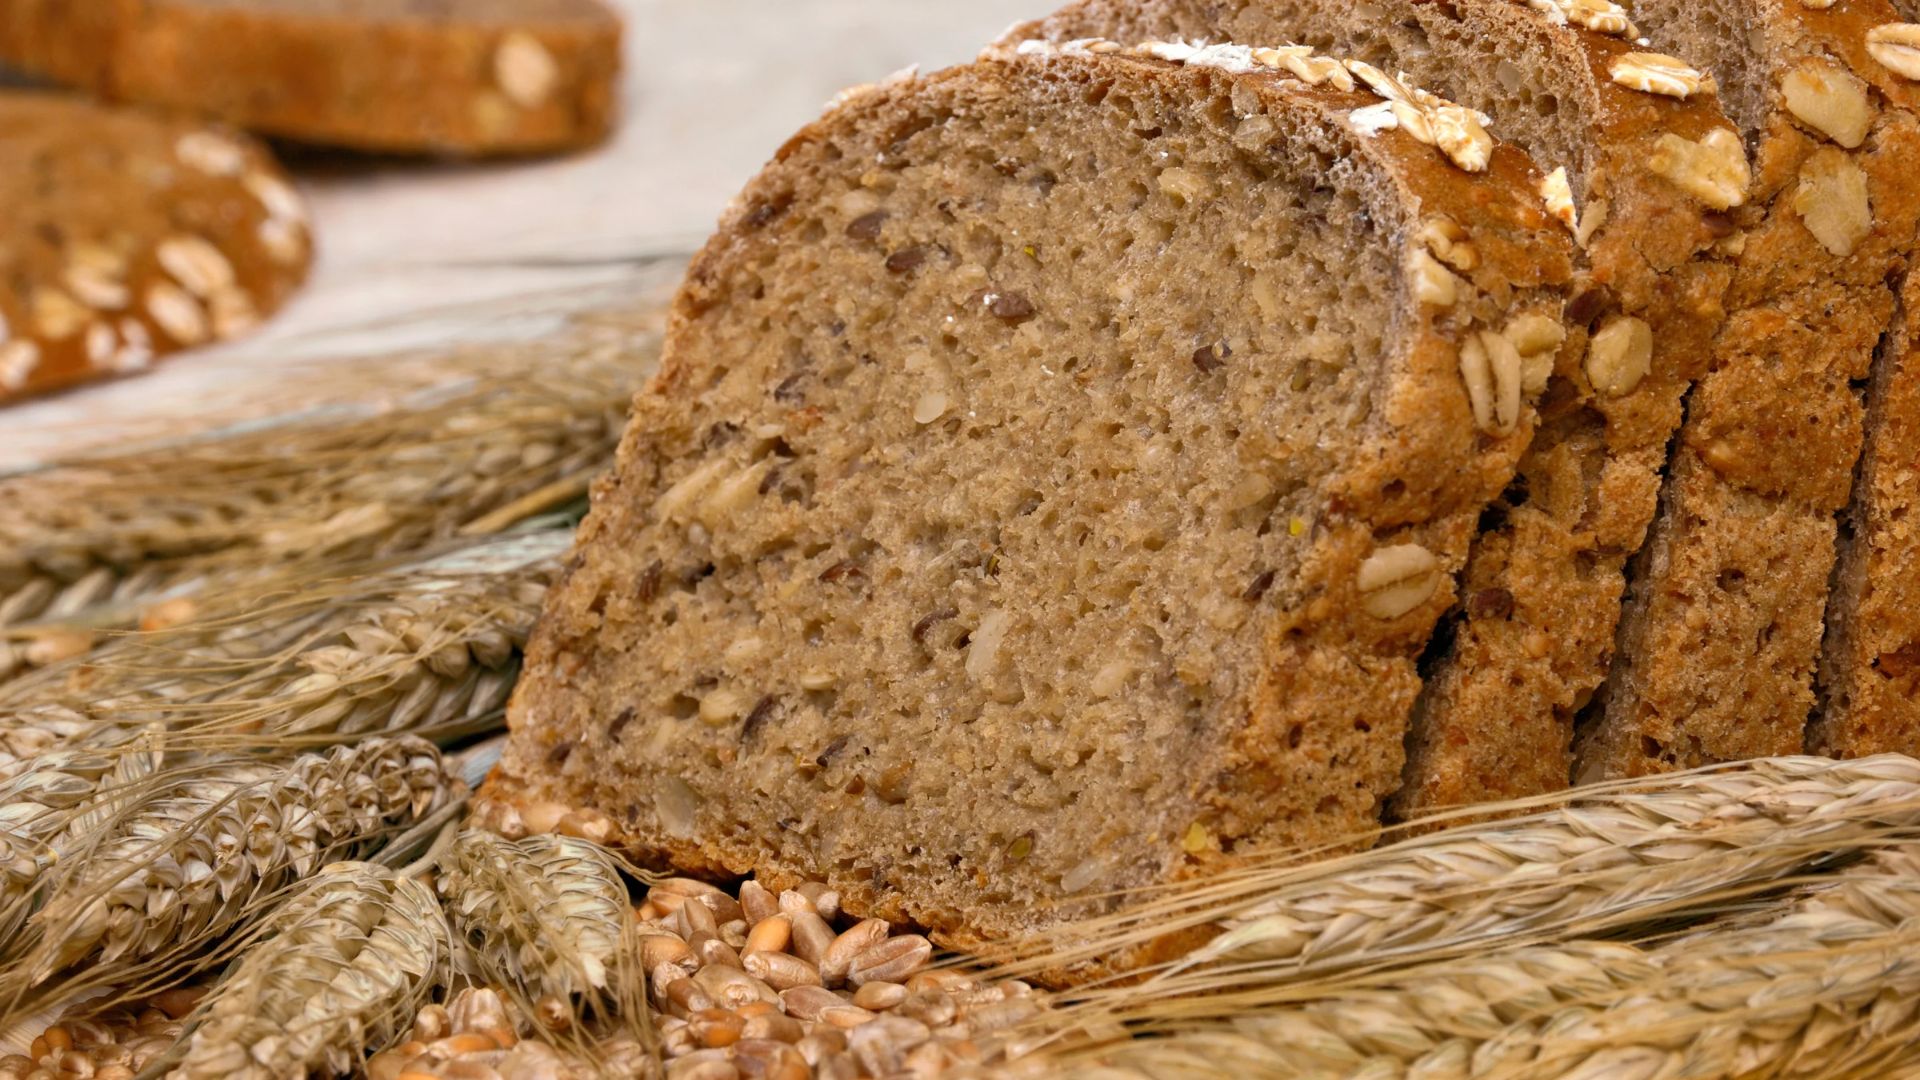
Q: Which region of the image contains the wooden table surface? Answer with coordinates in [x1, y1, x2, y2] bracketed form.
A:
[2, 0, 1038, 471]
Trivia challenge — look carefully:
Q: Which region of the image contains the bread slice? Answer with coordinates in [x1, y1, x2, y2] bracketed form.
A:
[1814, 5, 1920, 757]
[0, 93, 312, 403]
[1817, 246, 1920, 757]
[491, 43, 1575, 950]
[1012, 0, 1739, 815]
[0, 0, 621, 156]
[1577, 0, 1920, 778]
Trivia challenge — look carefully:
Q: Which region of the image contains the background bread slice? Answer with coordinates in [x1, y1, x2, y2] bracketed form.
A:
[1013, 0, 1738, 816]
[492, 42, 1574, 954]
[1578, 0, 1920, 778]
[0, 0, 621, 156]
[0, 93, 311, 403]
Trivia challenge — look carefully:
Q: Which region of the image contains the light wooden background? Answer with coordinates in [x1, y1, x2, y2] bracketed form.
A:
[2, 0, 1039, 470]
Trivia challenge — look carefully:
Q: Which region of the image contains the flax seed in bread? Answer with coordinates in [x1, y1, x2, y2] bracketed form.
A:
[0, 93, 312, 404]
[0, 0, 622, 156]
[1013, 0, 1739, 816]
[1578, 0, 1920, 778]
[490, 41, 1576, 954]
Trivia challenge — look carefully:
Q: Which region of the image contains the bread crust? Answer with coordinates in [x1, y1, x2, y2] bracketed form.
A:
[0, 93, 312, 403]
[0, 0, 621, 155]
[1580, 0, 1920, 777]
[493, 46, 1572, 970]
[1013, 0, 1739, 817]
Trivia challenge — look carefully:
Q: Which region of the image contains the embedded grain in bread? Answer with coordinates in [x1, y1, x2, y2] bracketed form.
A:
[0, 0, 621, 156]
[493, 43, 1575, 954]
[1578, 0, 1920, 778]
[1013, 0, 1738, 816]
[0, 93, 312, 404]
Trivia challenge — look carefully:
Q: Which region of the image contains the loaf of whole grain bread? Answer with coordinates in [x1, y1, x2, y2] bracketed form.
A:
[491, 40, 1577, 950]
[0, 0, 622, 155]
[1013, 0, 1740, 819]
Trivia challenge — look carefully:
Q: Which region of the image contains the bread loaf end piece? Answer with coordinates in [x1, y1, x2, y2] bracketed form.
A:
[1016, 0, 1738, 815]
[0, 0, 622, 155]
[496, 44, 1573, 957]
[0, 93, 312, 403]
[1579, 0, 1920, 777]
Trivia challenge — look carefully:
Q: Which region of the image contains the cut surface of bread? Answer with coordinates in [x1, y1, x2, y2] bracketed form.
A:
[1013, 0, 1738, 816]
[1578, 0, 1920, 778]
[0, 93, 312, 404]
[0, 0, 621, 155]
[494, 43, 1574, 952]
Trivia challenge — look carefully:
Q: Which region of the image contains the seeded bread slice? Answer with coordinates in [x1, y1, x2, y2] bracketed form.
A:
[1013, 0, 1738, 816]
[490, 42, 1575, 954]
[1577, 0, 1920, 778]
[0, 0, 621, 155]
[0, 93, 312, 404]
[1813, 3, 1920, 758]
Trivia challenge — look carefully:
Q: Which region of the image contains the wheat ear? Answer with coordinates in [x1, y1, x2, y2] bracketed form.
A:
[1046, 848, 1920, 1080]
[0, 320, 646, 640]
[437, 830, 633, 1005]
[999, 755, 1920, 985]
[0, 532, 568, 767]
[0, 736, 455, 1017]
[168, 861, 450, 1079]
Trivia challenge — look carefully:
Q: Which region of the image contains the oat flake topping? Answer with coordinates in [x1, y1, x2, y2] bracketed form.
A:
[1867, 24, 1920, 81]
[1522, 0, 1637, 38]
[1610, 52, 1709, 98]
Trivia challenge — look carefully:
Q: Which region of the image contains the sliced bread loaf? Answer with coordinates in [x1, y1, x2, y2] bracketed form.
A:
[0, 94, 312, 403]
[1013, 0, 1740, 815]
[0, 0, 621, 155]
[492, 42, 1575, 950]
[1578, 0, 1920, 778]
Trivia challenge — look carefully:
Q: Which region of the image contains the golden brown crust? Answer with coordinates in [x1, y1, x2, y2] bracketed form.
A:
[0, 92, 311, 404]
[1580, 0, 1920, 778]
[0, 0, 622, 155]
[495, 47, 1573, 972]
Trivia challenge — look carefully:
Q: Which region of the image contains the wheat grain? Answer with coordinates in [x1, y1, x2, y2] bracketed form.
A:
[170, 861, 450, 1079]
[998, 755, 1920, 986]
[437, 830, 631, 1010]
[0, 736, 455, 1013]
[0, 316, 651, 644]
[1044, 849, 1920, 1080]
[0, 532, 568, 766]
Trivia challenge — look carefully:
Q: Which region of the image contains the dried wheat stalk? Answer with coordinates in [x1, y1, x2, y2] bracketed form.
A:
[0, 736, 455, 1015]
[0, 315, 650, 643]
[437, 830, 632, 1009]
[999, 755, 1920, 986]
[1045, 848, 1920, 1079]
[0, 532, 569, 766]
[170, 861, 450, 1079]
